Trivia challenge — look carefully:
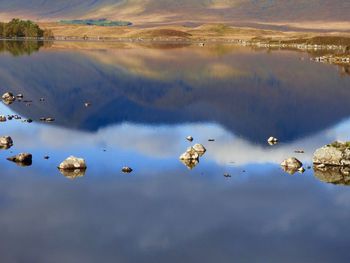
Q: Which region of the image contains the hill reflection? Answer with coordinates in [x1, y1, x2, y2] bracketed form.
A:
[1, 43, 350, 144]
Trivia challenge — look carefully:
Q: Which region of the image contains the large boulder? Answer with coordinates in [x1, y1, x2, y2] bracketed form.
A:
[58, 156, 87, 170]
[313, 141, 350, 166]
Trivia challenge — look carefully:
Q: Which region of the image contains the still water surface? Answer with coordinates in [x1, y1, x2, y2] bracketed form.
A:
[0, 41, 350, 262]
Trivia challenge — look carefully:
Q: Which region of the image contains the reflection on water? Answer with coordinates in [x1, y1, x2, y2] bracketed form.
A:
[314, 166, 350, 185]
[0, 40, 50, 56]
[0, 42, 350, 143]
[0, 42, 350, 262]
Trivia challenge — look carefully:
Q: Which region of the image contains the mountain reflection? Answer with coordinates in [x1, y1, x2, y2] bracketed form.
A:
[1, 43, 350, 144]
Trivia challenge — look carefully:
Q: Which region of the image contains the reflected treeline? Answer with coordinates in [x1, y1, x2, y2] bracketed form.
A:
[0, 41, 52, 56]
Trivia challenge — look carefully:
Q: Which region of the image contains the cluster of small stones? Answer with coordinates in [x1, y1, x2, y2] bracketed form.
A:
[236, 39, 346, 51]
[179, 140, 207, 170]
[313, 55, 350, 64]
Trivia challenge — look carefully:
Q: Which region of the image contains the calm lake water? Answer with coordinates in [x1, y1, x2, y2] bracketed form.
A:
[1, 41, 350, 263]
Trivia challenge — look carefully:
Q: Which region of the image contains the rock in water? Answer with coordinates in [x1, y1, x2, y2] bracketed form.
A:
[0, 136, 13, 149]
[2, 92, 15, 104]
[267, 136, 278, 145]
[281, 157, 303, 174]
[122, 167, 133, 173]
[192, 144, 206, 155]
[58, 156, 86, 170]
[180, 147, 200, 161]
[186, 136, 194, 142]
[313, 141, 350, 166]
[7, 153, 32, 166]
[0, 115, 7, 122]
[281, 157, 303, 168]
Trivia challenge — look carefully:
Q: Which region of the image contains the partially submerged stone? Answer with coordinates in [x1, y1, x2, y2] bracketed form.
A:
[186, 136, 193, 142]
[267, 136, 279, 145]
[313, 141, 350, 166]
[180, 147, 200, 161]
[7, 153, 32, 166]
[122, 167, 133, 173]
[281, 157, 303, 175]
[192, 144, 206, 156]
[298, 167, 306, 173]
[2, 92, 15, 104]
[0, 136, 13, 149]
[179, 144, 207, 169]
[58, 156, 86, 170]
[0, 115, 6, 122]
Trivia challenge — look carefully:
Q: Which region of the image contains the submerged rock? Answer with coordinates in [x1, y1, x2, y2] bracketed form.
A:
[0, 136, 13, 149]
[313, 141, 350, 166]
[2, 92, 15, 104]
[7, 153, 32, 166]
[281, 157, 303, 174]
[58, 156, 86, 170]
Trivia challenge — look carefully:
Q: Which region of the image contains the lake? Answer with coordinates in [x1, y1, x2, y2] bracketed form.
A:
[0, 41, 350, 263]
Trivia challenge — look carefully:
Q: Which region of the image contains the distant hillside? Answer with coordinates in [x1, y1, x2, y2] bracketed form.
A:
[0, 0, 349, 24]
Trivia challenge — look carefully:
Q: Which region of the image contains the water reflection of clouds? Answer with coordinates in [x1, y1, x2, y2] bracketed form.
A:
[6, 116, 350, 167]
[0, 167, 349, 262]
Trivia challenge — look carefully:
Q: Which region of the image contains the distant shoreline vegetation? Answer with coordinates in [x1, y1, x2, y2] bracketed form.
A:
[60, 19, 132, 27]
[0, 18, 53, 39]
